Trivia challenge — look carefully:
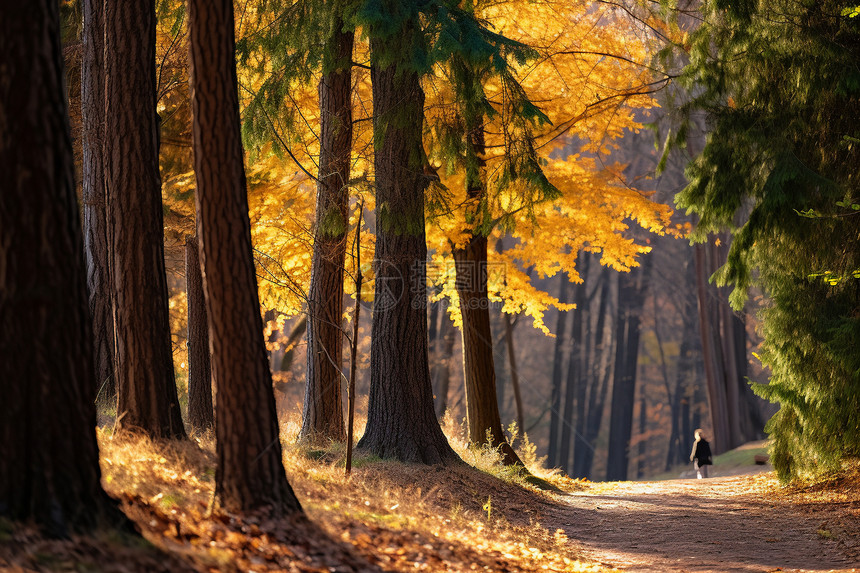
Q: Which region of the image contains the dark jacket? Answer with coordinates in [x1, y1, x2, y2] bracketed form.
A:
[691, 439, 712, 465]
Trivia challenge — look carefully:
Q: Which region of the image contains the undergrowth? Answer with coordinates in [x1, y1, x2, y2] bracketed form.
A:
[84, 411, 602, 572]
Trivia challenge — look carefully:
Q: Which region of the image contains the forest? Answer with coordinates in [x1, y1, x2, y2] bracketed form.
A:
[1, 0, 858, 571]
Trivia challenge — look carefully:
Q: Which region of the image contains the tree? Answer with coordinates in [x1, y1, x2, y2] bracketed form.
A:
[454, 234, 522, 464]
[670, 0, 860, 479]
[82, 0, 116, 408]
[104, 0, 185, 438]
[188, 0, 301, 514]
[300, 10, 354, 445]
[694, 237, 763, 454]
[606, 257, 651, 481]
[559, 255, 589, 474]
[422, 0, 675, 471]
[0, 0, 129, 536]
[355, 1, 460, 464]
[573, 267, 614, 479]
[185, 236, 213, 433]
[547, 277, 569, 468]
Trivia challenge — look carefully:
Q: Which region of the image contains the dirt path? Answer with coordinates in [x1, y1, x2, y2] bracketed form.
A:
[549, 474, 860, 572]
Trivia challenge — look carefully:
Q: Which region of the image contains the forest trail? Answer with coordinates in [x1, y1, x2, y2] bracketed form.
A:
[550, 473, 860, 572]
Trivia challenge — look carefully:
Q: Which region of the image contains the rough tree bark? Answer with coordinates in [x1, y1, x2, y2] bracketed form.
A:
[0, 1, 130, 536]
[454, 236, 522, 465]
[606, 258, 651, 481]
[82, 0, 116, 407]
[300, 19, 354, 445]
[188, 0, 301, 515]
[357, 21, 459, 464]
[185, 236, 213, 433]
[104, 0, 185, 438]
[452, 94, 521, 465]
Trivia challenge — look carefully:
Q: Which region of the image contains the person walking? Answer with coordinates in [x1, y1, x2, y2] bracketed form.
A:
[690, 428, 713, 479]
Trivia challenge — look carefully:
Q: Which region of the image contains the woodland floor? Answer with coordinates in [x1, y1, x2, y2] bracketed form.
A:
[550, 472, 860, 572]
[1, 433, 859, 573]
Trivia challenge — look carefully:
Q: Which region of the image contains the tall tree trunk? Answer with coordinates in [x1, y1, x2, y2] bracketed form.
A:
[492, 308, 509, 420]
[500, 312, 525, 434]
[560, 256, 588, 474]
[0, 1, 129, 536]
[82, 0, 116, 408]
[300, 21, 354, 445]
[454, 236, 522, 465]
[636, 393, 647, 478]
[449, 58, 520, 465]
[606, 259, 651, 481]
[185, 236, 213, 433]
[547, 276, 569, 467]
[357, 26, 458, 464]
[695, 236, 766, 453]
[104, 0, 185, 439]
[574, 267, 611, 478]
[665, 332, 693, 471]
[188, 0, 301, 515]
[434, 313, 456, 418]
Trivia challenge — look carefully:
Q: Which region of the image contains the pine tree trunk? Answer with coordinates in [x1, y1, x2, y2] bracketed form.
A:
[560, 257, 588, 474]
[547, 276, 569, 467]
[454, 236, 521, 465]
[434, 313, 456, 418]
[606, 260, 650, 481]
[185, 236, 213, 433]
[0, 1, 130, 536]
[104, 0, 185, 439]
[503, 311, 525, 432]
[492, 307, 509, 418]
[82, 0, 116, 408]
[636, 393, 648, 478]
[188, 0, 301, 515]
[357, 30, 458, 464]
[695, 241, 731, 453]
[574, 267, 612, 479]
[300, 22, 354, 445]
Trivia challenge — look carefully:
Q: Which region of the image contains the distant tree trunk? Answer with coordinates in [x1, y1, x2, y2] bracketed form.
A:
[434, 312, 456, 418]
[357, 25, 458, 464]
[185, 236, 213, 433]
[547, 276, 569, 467]
[606, 259, 651, 481]
[454, 236, 522, 465]
[104, 0, 185, 439]
[694, 238, 763, 454]
[574, 267, 611, 478]
[82, 0, 116, 408]
[188, 0, 301, 515]
[428, 294, 440, 357]
[0, 1, 130, 536]
[300, 21, 353, 445]
[452, 92, 520, 465]
[503, 311, 525, 432]
[560, 256, 588, 473]
[279, 316, 308, 372]
[492, 308, 508, 419]
[636, 393, 647, 478]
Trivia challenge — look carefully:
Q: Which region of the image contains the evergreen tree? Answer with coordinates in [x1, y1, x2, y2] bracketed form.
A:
[0, 0, 130, 536]
[82, 0, 116, 408]
[188, 0, 302, 514]
[669, 0, 860, 480]
[104, 0, 186, 439]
